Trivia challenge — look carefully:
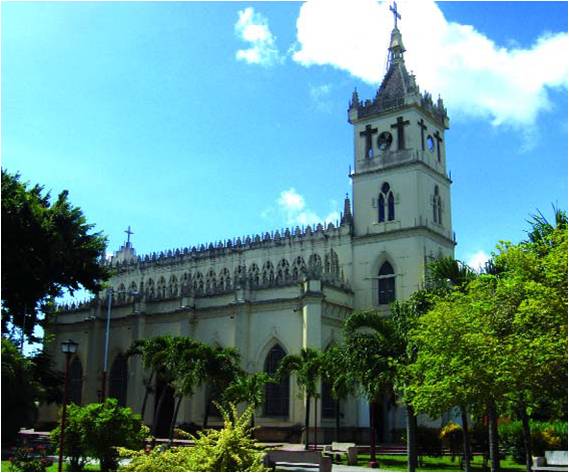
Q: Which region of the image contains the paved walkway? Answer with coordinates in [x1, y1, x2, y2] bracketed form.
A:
[332, 465, 382, 472]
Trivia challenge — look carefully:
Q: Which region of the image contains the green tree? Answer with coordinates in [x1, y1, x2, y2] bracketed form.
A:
[1, 338, 42, 443]
[320, 345, 356, 442]
[201, 345, 242, 429]
[1, 170, 108, 342]
[126, 335, 174, 423]
[344, 310, 394, 467]
[276, 348, 324, 450]
[51, 398, 148, 471]
[223, 371, 274, 428]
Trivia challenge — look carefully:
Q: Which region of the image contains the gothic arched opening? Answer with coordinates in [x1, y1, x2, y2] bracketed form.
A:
[69, 357, 83, 405]
[377, 261, 396, 305]
[109, 354, 128, 406]
[264, 344, 289, 417]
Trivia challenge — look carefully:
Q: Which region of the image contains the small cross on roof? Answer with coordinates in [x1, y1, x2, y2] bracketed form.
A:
[390, 1, 401, 29]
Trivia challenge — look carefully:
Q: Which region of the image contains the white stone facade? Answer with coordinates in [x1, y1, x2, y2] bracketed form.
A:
[43, 23, 455, 441]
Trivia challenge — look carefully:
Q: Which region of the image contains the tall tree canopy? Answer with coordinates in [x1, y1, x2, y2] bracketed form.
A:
[1, 169, 108, 341]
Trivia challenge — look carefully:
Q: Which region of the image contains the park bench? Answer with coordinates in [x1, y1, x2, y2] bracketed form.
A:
[533, 451, 568, 471]
[322, 442, 358, 465]
[263, 449, 332, 472]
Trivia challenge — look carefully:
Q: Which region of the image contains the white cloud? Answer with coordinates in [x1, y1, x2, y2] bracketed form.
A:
[235, 7, 283, 67]
[309, 83, 334, 112]
[266, 188, 341, 226]
[466, 250, 490, 272]
[292, 0, 568, 127]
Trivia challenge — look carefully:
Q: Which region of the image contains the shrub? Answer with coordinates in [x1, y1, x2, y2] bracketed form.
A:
[1, 338, 40, 444]
[8, 441, 53, 472]
[120, 403, 267, 472]
[499, 420, 568, 462]
[51, 398, 148, 471]
[440, 422, 463, 457]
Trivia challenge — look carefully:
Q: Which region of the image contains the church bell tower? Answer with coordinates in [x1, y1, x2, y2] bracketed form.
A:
[348, 3, 455, 307]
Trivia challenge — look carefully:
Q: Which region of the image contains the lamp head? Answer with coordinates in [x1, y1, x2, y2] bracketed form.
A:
[61, 339, 78, 354]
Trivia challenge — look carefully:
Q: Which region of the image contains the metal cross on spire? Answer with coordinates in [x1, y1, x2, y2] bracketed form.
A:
[390, 1, 401, 29]
[124, 225, 134, 245]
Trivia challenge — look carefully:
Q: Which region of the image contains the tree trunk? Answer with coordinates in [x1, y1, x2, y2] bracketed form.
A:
[140, 370, 155, 421]
[520, 406, 532, 472]
[406, 403, 417, 472]
[169, 395, 183, 445]
[369, 400, 378, 467]
[203, 397, 211, 429]
[487, 399, 500, 472]
[335, 399, 341, 442]
[460, 406, 472, 472]
[304, 394, 311, 450]
[151, 387, 167, 437]
[314, 397, 318, 451]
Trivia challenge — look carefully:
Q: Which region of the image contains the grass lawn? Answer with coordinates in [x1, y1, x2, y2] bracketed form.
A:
[1, 460, 100, 472]
[353, 454, 526, 472]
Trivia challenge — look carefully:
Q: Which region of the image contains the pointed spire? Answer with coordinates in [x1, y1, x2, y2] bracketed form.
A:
[387, 26, 406, 67]
[342, 193, 353, 225]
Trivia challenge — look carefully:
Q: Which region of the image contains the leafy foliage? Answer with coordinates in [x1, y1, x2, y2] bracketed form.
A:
[119, 404, 267, 472]
[8, 441, 53, 472]
[1, 338, 43, 443]
[499, 420, 568, 462]
[1, 169, 108, 341]
[51, 398, 148, 471]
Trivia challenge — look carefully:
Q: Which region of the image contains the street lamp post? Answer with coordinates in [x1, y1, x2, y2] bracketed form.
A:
[58, 339, 79, 472]
[101, 288, 113, 402]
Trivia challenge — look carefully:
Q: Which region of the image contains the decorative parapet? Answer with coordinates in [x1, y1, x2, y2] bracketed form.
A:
[105, 220, 351, 272]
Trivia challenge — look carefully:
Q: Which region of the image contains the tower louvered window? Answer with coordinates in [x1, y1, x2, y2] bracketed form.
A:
[378, 182, 395, 222]
[433, 185, 442, 224]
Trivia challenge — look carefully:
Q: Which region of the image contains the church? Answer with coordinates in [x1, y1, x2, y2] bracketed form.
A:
[43, 8, 455, 442]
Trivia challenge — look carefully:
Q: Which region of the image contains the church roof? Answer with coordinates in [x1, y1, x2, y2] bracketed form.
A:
[348, 25, 449, 128]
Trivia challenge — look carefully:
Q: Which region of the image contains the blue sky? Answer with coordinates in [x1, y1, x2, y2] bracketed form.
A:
[2, 1, 567, 282]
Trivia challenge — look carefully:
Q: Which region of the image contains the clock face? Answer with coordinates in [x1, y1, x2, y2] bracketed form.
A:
[427, 135, 435, 152]
[377, 131, 393, 151]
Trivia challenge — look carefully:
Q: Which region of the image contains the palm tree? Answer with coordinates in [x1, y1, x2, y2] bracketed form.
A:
[166, 338, 210, 443]
[344, 310, 397, 469]
[320, 345, 355, 442]
[223, 371, 274, 428]
[201, 345, 242, 429]
[276, 348, 323, 450]
[126, 336, 173, 423]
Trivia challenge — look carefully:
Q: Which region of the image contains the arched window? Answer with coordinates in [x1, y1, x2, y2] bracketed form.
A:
[276, 259, 290, 285]
[308, 254, 323, 277]
[292, 256, 306, 281]
[262, 262, 275, 286]
[378, 182, 395, 222]
[264, 344, 289, 417]
[219, 268, 232, 291]
[169, 275, 178, 298]
[157, 277, 166, 299]
[193, 273, 204, 295]
[248, 264, 260, 288]
[321, 379, 337, 419]
[128, 281, 138, 301]
[109, 354, 128, 406]
[378, 261, 396, 305]
[206, 268, 216, 294]
[69, 357, 83, 405]
[432, 186, 443, 225]
[117, 284, 126, 303]
[146, 279, 155, 300]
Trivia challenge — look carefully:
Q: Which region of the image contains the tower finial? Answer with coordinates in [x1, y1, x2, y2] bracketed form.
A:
[389, 1, 401, 29]
[124, 225, 134, 245]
